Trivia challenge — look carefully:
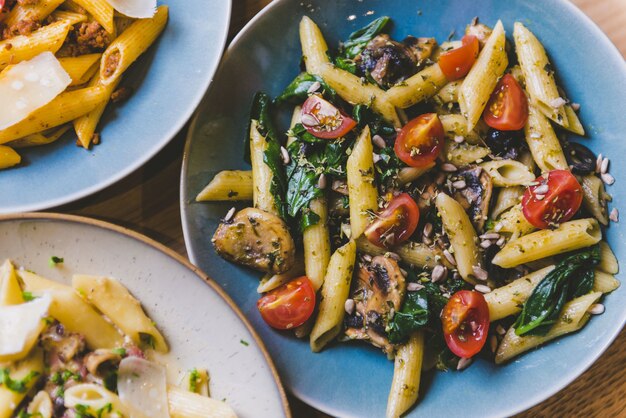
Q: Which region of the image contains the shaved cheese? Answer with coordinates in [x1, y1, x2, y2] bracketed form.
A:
[0, 294, 51, 362]
[106, 0, 156, 18]
[118, 357, 170, 418]
[0, 52, 71, 130]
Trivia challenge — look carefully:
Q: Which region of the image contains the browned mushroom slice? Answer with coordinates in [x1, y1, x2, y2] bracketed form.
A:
[452, 166, 493, 231]
[402, 36, 437, 63]
[344, 256, 406, 354]
[357, 34, 419, 88]
[212, 207, 295, 274]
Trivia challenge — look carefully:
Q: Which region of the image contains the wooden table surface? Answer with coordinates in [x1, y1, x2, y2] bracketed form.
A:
[61, 0, 626, 416]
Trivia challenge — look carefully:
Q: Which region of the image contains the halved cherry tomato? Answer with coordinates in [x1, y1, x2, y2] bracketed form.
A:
[364, 193, 420, 248]
[521, 169, 583, 229]
[438, 35, 479, 81]
[0, 0, 5, 12]
[301, 95, 356, 139]
[257, 276, 316, 330]
[483, 74, 529, 131]
[442, 290, 490, 358]
[394, 113, 444, 168]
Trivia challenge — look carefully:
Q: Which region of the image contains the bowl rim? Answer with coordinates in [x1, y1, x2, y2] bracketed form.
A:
[180, 0, 626, 416]
[4, 0, 233, 214]
[0, 211, 292, 418]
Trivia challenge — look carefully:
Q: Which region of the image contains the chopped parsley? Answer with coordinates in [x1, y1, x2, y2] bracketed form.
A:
[49, 256, 64, 266]
[240, 339, 250, 347]
[0, 368, 40, 393]
[188, 368, 199, 393]
[21, 291, 36, 301]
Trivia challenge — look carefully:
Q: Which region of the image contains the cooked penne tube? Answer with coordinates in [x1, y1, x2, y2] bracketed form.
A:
[562, 103, 585, 135]
[485, 266, 554, 321]
[258, 257, 305, 293]
[480, 160, 536, 187]
[73, 275, 168, 353]
[593, 269, 620, 293]
[58, 54, 102, 86]
[100, 5, 168, 85]
[50, 9, 88, 26]
[0, 146, 21, 169]
[384, 63, 448, 109]
[494, 204, 535, 240]
[64, 384, 127, 414]
[168, 386, 237, 418]
[356, 237, 442, 269]
[299, 16, 330, 75]
[303, 198, 331, 291]
[435, 79, 462, 104]
[71, 0, 115, 33]
[459, 20, 508, 130]
[250, 120, 278, 214]
[435, 193, 481, 283]
[310, 240, 356, 352]
[196, 170, 253, 201]
[439, 113, 483, 144]
[4, 0, 65, 28]
[386, 332, 424, 418]
[0, 21, 71, 70]
[580, 174, 609, 225]
[492, 218, 601, 268]
[0, 86, 108, 144]
[0, 348, 44, 418]
[0, 259, 24, 306]
[513, 22, 567, 126]
[598, 241, 619, 275]
[495, 292, 602, 364]
[444, 142, 490, 167]
[491, 186, 524, 220]
[347, 126, 378, 239]
[8, 125, 71, 149]
[523, 102, 568, 173]
[397, 162, 435, 185]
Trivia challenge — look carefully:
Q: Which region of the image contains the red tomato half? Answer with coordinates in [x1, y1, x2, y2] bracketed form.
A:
[483, 74, 529, 130]
[257, 276, 316, 330]
[394, 113, 444, 168]
[300, 95, 357, 139]
[522, 170, 583, 229]
[438, 35, 480, 81]
[442, 290, 490, 359]
[0, 0, 5, 12]
[364, 193, 420, 248]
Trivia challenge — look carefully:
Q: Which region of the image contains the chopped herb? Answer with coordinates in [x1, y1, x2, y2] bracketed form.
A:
[334, 56, 358, 74]
[74, 404, 96, 418]
[49, 256, 63, 266]
[112, 347, 127, 357]
[352, 104, 396, 137]
[514, 246, 600, 336]
[240, 339, 250, 347]
[189, 368, 199, 393]
[96, 404, 112, 418]
[21, 291, 36, 301]
[0, 369, 40, 393]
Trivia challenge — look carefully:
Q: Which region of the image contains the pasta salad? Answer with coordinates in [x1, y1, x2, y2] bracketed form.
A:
[198, 15, 620, 417]
[0, 259, 236, 418]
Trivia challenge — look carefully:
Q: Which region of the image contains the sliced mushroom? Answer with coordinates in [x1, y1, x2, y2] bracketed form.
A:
[357, 34, 419, 88]
[402, 36, 437, 63]
[344, 256, 406, 353]
[84, 349, 122, 377]
[212, 207, 295, 274]
[452, 166, 493, 231]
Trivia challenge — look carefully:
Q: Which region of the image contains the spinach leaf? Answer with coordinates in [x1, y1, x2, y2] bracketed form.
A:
[340, 16, 391, 59]
[287, 123, 324, 144]
[245, 92, 278, 163]
[514, 246, 600, 336]
[275, 73, 337, 104]
[387, 290, 429, 344]
[352, 104, 396, 137]
[375, 146, 404, 186]
[0, 368, 39, 393]
[285, 141, 323, 221]
[334, 56, 357, 74]
[263, 138, 289, 219]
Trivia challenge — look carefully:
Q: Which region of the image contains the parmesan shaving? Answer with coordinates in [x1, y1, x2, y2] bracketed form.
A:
[0, 294, 51, 362]
[106, 0, 157, 19]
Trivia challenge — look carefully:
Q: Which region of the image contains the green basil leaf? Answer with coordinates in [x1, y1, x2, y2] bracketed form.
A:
[387, 290, 429, 344]
[340, 16, 391, 59]
[275, 73, 337, 104]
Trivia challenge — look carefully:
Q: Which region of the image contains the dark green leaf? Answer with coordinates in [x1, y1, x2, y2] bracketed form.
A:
[275, 73, 336, 104]
[285, 141, 323, 222]
[387, 290, 429, 344]
[340, 16, 391, 59]
[352, 104, 396, 137]
[244, 92, 279, 164]
[263, 138, 289, 219]
[514, 246, 600, 336]
[334, 56, 357, 74]
[287, 123, 324, 144]
[49, 256, 63, 266]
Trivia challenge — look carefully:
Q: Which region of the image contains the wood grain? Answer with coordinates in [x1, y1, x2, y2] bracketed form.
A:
[64, 0, 626, 417]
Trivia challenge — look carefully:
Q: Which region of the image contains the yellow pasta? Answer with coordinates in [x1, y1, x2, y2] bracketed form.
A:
[0, 21, 71, 70]
[386, 332, 424, 418]
[459, 20, 508, 130]
[0, 348, 44, 418]
[439, 113, 483, 144]
[310, 240, 356, 352]
[303, 198, 331, 291]
[0, 145, 21, 169]
[299, 16, 331, 75]
[494, 204, 535, 241]
[50, 10, 88, 26]
[356, 237, 442, 270]
[598, 241, 619, 275]
[100, 5, 168, 85]
[347, 126, 378, 239]
[435, 79, 462, 104]
[397, 162, 435, 185]
[58, 54, 102, 86]
[71, 0, 115, 33]
[480, 160, 536, 187]
[593, 269, 620, 293]
[384, 63, 448, 109]
[491, 186, 524, 220]
[444, 141, 490, 167]
[8, 125, 71, 149]
[523, 102, 568, 173]
[168, 386, 237, 418]
[4, 0, 65, 28]
[196, 170, 254, 201]
[580, 174, 609, 225]
[27, 391, 53, 418]
[0, 259, 24, 306]
[249, 120, 278, 214]
[492, 218, 601, 268]
[257, 257, 305, 293]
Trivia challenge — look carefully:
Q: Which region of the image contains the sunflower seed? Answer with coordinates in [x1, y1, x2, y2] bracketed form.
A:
[472, 266, 489, 281]
[535, 194, 546, 201]
[441, 163, 458, 172]
[601, 157, 609, 174]
[479, 233, 500, 240]
[596, 153, 603, 173]
[496, 324, 507, 335]
[407, 282, 425, 292]
[362, 253, 372, 262]
[344, 299, 356, 315]
[318, 173, 327, 189]
[223, 207, 236, 222]
[307, 81, 321, 93]
[385, 252, 401, 261]
[549, 97, 566, 108]
[474, 284, 492, 293]
[534, 184, 549, 195]
[494, 222, 503, 232]
[423, 222, 433, 238]
[601, 172, 615, 185]
[280, 146, 290, 164]
[372, 134, 386, 148]
[301, 113, 319, 127]
[457, 357, 473, 370]
[496, 236, 506, 247]
[443, 249, 457, 266]
[431, 265, 447, 283]
[373, 153, 382, 163]
[452, 180, 467, 189]
[454, 135, 465, 143]
[610, 207, 619, 223]
[588, 303, 605, 315]
[529, 132, 542, 139]
[480, 240, 493, 249]
[400, 268, 408, 277]
[490, 335, 498, 352]
[571, 102, 580, 111]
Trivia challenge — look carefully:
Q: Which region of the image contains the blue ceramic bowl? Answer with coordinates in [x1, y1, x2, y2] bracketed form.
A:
[0, 0, 231, 214]
[182, 1, 626, 416]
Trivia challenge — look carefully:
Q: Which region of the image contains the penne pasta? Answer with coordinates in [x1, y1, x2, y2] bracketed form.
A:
[491, 186, 524, 220]
[580, 174, 609, 225]
[299, 16, 331, 75]
[459, 20, 508, 130]
[0, 21, 71, 70]
[168, 386, 237, 418]
[250, 120, 278, 214]
[480, 159, 536, 187]
[71, 0, 115, 33]
[196, 170, 254, 202]
[0, 348, 44, 418]
[492, 218, 601, 268]
[523, 102, 568, 173]
[439, 113, 483, 145]
[8, 125, 71, 149]
[50, 9, 88, 26]
[494, 204, 535, 241]
[0, 145, 21, 169]
[598, 241, 619, 275]
[386, 332, 424, 418]
[303, 198, 332, 291]
[58, 54, 102, 86]
[593, 269, 620, 293]
[257, 257, 305, 293]
[4, 0, 65, 28]
[384, 63, 448, 109]
[27, 391, 53, 418]
[0, 259, 24, 306]
[397, 162, 435, 185]
[444, 141, 490, 167]
[347, 126, 378, 239]
[434, 79, 462, 104]
[310, 240, 356, 352]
